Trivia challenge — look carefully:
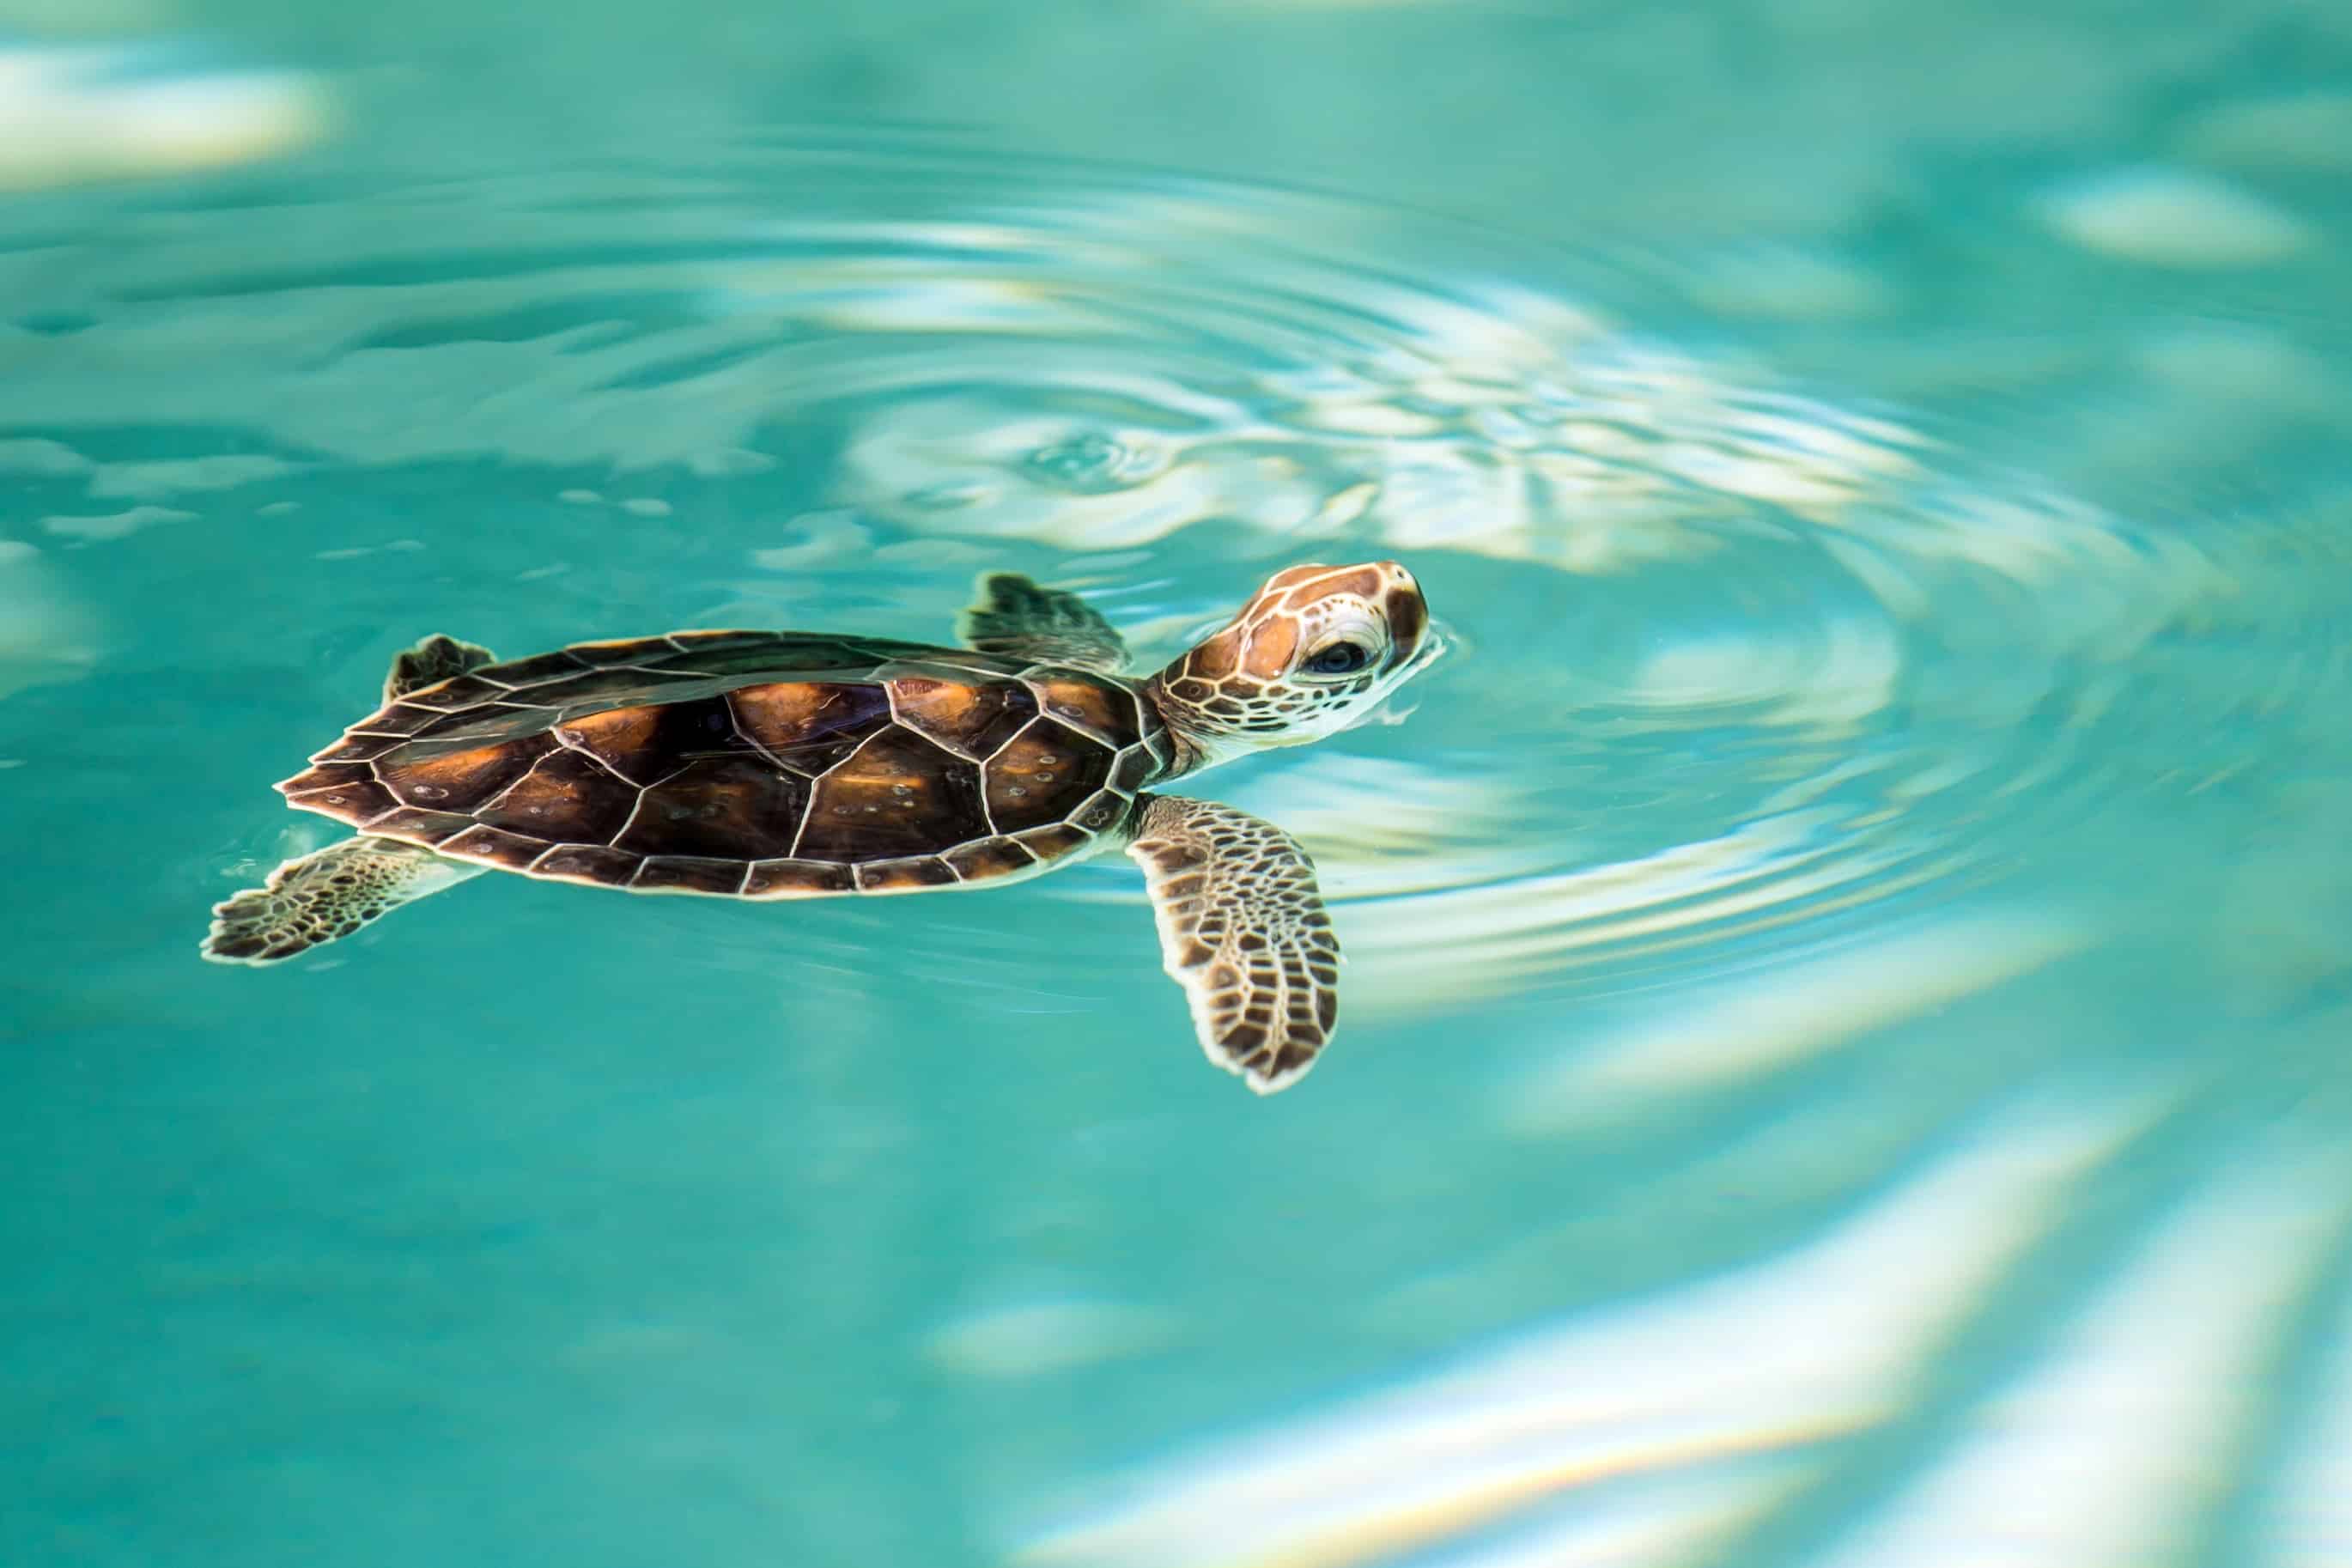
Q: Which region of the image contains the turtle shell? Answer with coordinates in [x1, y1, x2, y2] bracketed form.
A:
[275, 631, 1177, 896]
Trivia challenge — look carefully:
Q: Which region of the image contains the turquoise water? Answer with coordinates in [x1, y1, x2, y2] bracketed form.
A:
[8, 4, 2352, 1565]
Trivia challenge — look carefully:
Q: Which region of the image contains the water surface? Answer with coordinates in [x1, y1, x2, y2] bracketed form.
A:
[6, 12, 2352, 1567]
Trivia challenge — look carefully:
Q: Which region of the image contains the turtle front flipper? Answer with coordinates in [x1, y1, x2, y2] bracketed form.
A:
[383, 634, 497, 702]
[1124, 794, 1340, 1094]
[201, 836, 482, 965]
[957, 573, 1128, 672]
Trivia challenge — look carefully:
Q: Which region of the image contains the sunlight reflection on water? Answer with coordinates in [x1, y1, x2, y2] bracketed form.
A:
[1014, 1097, 2171, 1568]
[0, 37, 325, 191]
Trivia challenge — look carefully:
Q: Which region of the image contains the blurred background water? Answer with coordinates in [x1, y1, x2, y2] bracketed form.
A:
[5, 1, 2352, 1565]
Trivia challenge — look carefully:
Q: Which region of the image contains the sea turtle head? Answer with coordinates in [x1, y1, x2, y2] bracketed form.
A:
[1148, 561, 1442, 766]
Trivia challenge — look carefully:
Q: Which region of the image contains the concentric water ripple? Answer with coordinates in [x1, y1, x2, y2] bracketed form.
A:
[1, 138, 2281, 1031]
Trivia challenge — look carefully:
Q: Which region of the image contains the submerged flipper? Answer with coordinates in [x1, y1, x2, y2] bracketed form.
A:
[384, 633, 496, 702]
[1124, 794, 1340, 1094]
[201, 836, 480, 965]
[957, 573, 1128, 672]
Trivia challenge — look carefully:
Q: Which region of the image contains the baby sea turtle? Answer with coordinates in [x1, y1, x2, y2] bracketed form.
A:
[204, 562, 1440, 1093]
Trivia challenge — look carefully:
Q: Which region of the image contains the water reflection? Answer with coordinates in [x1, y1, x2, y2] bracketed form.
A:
[1016, 1098, 2138, 1566]
[1016, 1095, 2352, 1567]
[33, 143, 2244, 1014]
[1498, 912, 2088, 1117]
[0, 37, 325, 191]
[7, 137, 2348, 1565]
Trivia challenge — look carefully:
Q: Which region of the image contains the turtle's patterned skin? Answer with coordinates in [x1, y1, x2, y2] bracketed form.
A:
[204, 562, 1442, 1096]
[277, 633, 1174, 897]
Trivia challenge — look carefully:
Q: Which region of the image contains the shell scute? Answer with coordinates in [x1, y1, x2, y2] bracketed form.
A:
[729, 681, 892, 774]
[654, 635, 907, 679]
[552, 705, 667, 786]
[279, 761, 371, 798]
[307, 732, 400, 764]
[440, 824, 551, 870]
[473, 748, 635, 843]
[282, 775, 398, 824]
[942, 836, 1039, 883]
[1110, 743, 1160, 794]
[566, 635, 680, 666]
[378, 732, 556, 812]
[1025, 673, 1140, 748]
[483, 650, 588, 686]
[518, 665, 710, 710]
[410, 701, 561, 747]
[798, 726, 985, 861]
[1068, 789, 1127, 834]
[854, 857, 960, 892]
[349, 702, 445, 738]
[985, 719, 1113, 833]
[529, 844, 644, 886]
[632, 856, 750, 895]
[554, 696, 769, 783]
[887, 674, 1037, 762]
[743, 859, 856, 898]
[1012, 823, 1092, 859]
[614, 755, 810, 861]
[360, 805, 479, 845]
[399, 674, 510, 711]
[900, 649, 1036, 681]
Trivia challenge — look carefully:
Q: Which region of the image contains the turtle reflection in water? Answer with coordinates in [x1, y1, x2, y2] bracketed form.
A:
[204, 562, 1442, 1093]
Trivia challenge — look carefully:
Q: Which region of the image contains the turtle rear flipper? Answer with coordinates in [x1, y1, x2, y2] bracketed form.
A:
[202, 836, 481, 965]
[1124, 794, 1340, 1094]
[384, 634, 497, 702]
[957, 573, 1127, 672]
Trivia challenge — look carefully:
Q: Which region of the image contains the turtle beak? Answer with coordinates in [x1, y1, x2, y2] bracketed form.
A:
[1401, 617, 1453, 675]
[1364, 620, 1449, 726]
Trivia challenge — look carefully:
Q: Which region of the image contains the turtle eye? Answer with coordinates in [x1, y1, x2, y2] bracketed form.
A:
[1301, 640, 1371, 678]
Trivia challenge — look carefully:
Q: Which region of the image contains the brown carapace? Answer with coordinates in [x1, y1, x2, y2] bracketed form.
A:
[204, 562, 1440, 1094]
